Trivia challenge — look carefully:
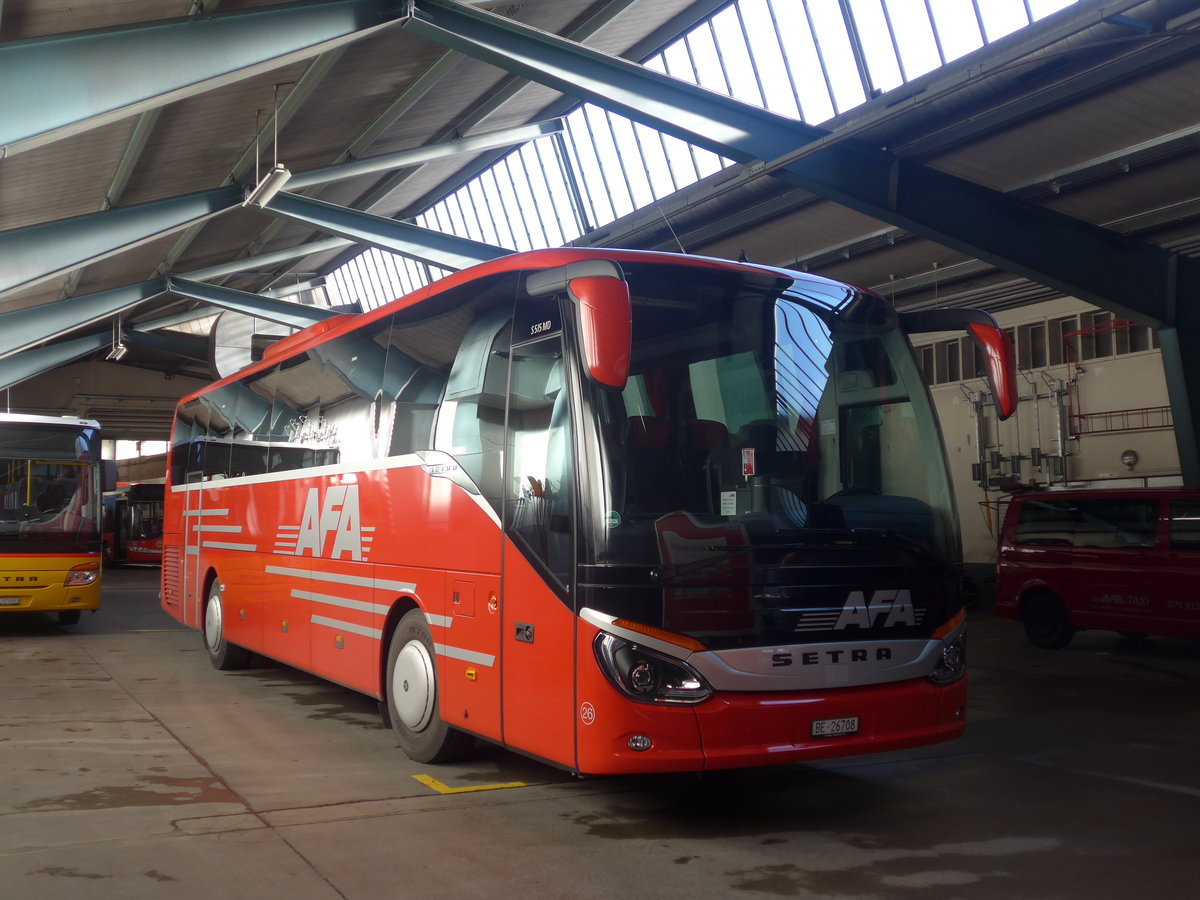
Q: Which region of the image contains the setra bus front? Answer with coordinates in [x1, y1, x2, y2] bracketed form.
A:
[509, 257, 1012, 773]
[0, 413, 108, 625]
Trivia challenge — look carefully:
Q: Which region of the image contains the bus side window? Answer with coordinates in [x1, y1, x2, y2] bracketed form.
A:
[505, 339, 572, 587]
[389, 366, 445, 456]
[436, 309, 511, 507]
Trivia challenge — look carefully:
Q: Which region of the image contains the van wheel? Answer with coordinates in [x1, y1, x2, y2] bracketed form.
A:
[204, 582, 251, 670]
[1021, 593, 1074, 649]
[386, 609, 474, 763]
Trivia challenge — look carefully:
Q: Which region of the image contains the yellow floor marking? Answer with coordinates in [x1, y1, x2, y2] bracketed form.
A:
[413, 774, 526, 794]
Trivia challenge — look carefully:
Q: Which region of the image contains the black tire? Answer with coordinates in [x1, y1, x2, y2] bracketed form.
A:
[203, 581, 251, 670]
[1021, 593, 1075, 649]
[385, 609, 474, 763]
[57, 610, 81, 626]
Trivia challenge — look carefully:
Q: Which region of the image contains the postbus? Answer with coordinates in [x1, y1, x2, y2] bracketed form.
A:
[161, 248, 1015, 775]
[103, 481, 166, 565]
[1, 412, 111, 625]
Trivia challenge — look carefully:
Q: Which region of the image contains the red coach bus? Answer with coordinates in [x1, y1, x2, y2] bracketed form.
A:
[104, 482, 166, 565]
[161, 248, 1014, 775]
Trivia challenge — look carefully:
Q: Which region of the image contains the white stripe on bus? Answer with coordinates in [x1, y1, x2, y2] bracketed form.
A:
[171, 454, 426, 492]
[201, 541, 258, 551]
[184, 508, 229, 516]
[434, 643, 496, 667]
[291, 589, 388, 616]
[168, 455, 501, 527]
[310, 615, 382, 640]
[264, 564, 416, 595]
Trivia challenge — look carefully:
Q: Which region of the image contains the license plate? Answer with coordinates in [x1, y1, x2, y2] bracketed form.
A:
[811, 716, 859, 738]
[0, 597, 21, 606]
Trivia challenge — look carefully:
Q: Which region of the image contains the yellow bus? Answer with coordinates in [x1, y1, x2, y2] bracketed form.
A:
[0, 413, 113, 625]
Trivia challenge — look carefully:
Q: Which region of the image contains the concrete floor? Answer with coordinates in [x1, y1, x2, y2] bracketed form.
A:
[1, 566, 1197, 899]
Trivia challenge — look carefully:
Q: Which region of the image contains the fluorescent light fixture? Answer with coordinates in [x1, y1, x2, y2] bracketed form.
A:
[105, 343, 128, 361]
[243, 163, 292, 208]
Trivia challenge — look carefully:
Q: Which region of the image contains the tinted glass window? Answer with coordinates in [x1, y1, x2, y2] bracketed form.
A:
[269, 318, 398, 468]
[505, 336, 573, 589]
[1015, 497, 1157, 548]
[1169, 500, 1200, 551]
[1073, 499, 1156, 548]
[1014, 499, 1075, 546]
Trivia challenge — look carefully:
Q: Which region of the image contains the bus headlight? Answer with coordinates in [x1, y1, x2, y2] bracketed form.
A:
[927, 636, 965, 685]
[594, 634, 712, 705]
[65, 562, 100, 587]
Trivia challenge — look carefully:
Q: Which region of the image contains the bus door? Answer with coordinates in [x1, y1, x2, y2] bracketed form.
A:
[500, 334, 578, 763]
[183, 471, 206, 629]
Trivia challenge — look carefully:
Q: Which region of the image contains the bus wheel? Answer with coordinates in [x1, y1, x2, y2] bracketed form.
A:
[386, 609, 474, 763]
[204, 582, 251, 670]
[57, 610, 81, 626]
[1021, 593, 1074, 649]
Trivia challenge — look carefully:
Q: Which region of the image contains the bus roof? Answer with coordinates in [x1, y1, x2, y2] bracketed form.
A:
[0, 412, 102, 430]
[186, 247, 863, 403]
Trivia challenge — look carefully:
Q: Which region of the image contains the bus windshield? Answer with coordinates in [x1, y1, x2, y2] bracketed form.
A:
[0, 419, 103, 553]
[577, 264, 958, 648]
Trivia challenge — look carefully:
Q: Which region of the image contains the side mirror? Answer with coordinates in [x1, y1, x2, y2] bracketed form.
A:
[901, 308, 1018, 420]
[101, 459, 119, 493]
[527, 259, 632, 389]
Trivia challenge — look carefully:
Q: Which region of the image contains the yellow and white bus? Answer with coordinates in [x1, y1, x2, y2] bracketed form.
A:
[0, 413, 112, 625]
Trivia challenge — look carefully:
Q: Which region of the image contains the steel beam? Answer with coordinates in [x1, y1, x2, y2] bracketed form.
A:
[0, 234, 356, 359]
[0, 281, 165, 361]
[0, 0, 404, 156]
[0, 333, 113, 391]
[121, 329, 210, 361]
[262, 191, 510, 270]
[404, 0, 1200, 325]
[405, 0, 1200, 483]
[166, 278, 342, 328]
[0, 188, 240, 299]
[1158, 327, 1200, 485]
[287, 118, 563, 190]
[181, 236, 355, 282]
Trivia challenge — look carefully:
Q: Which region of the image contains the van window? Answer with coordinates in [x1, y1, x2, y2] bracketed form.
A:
[1074, 499, 1156, 548]
[1168, 500, 1200, 551]
[1014, 498, 1075, 546]
[1016, 497, 1156, 548]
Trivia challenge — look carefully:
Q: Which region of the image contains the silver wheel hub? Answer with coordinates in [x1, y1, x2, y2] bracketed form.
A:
[205, 595, 223, 653]
[392, 639, 435, 732]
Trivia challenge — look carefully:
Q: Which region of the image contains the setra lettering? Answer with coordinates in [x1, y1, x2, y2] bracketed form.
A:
[799, 647, 892, 665]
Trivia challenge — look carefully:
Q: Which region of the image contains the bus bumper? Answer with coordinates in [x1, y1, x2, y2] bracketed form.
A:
[574, 673, 967, 776]
[0, 556, 102, 614]
[693, 676, 967, 771]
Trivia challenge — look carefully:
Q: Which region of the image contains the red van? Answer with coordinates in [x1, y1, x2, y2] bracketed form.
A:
[994, 487, 1200, 647]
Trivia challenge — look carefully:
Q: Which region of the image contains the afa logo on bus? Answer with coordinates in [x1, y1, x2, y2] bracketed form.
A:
[288, 485, 375, 560]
